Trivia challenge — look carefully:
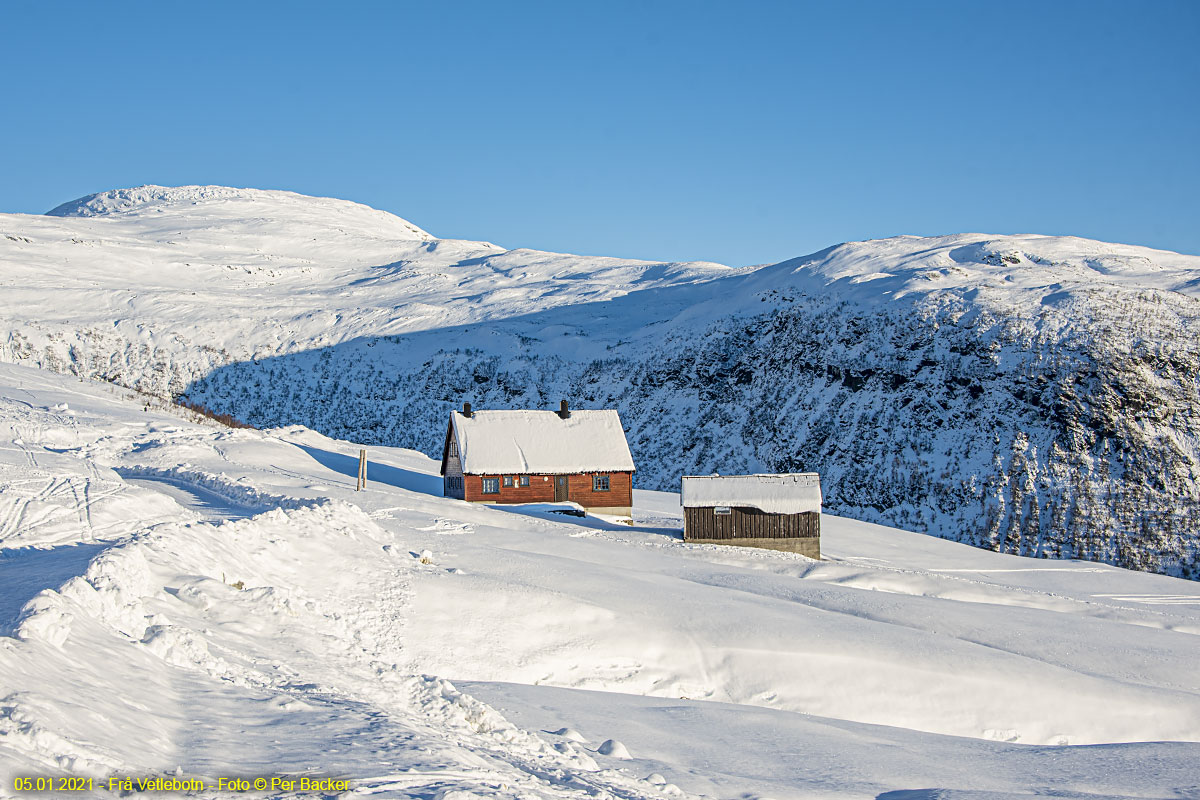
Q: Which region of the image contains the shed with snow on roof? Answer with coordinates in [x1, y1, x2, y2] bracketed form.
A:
[440, 401, 635, 518]
[680, 473, 821, 558]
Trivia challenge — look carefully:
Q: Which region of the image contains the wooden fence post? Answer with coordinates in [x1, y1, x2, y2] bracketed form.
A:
[357, 449, 367, 491]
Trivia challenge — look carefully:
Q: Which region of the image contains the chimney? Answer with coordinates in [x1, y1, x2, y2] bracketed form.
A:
[463, 402, 472, 418]
[558, 399, 570, 419]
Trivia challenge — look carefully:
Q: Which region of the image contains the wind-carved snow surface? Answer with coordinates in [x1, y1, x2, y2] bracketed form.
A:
[2, 363, 1200, 799]
[2, 186, 1199, 580]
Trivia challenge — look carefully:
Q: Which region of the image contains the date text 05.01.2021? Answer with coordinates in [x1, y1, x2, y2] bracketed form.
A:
[13, 777, 93, 792]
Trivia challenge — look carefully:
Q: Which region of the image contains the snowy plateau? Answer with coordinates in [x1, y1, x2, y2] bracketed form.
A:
[1, 186, 1199, 799]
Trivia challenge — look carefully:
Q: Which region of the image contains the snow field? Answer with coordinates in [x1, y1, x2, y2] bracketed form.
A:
[1, 363, 1199, 798]
[463, 680, 1200, 800]
[0, 364, 694, 799]
[400, 509, 1200, 746]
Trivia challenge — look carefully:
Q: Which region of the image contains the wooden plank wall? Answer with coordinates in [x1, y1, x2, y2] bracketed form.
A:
[463, 475, 555, 503]
[462, 472, 633, 508]
[684, 507, 820, 540]
[566, 472, 633, 509]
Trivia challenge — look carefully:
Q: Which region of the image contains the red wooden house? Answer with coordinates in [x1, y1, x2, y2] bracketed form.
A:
[440, 401, 635, 518]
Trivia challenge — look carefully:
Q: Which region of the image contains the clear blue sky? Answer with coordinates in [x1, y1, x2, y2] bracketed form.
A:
[3, 1, 1197, 266]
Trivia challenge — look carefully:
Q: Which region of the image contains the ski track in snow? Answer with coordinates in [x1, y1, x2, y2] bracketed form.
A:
[1, 364, 1200, 800]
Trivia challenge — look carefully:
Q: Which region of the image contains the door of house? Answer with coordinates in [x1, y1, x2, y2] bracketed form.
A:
[554, 476, 568, 502]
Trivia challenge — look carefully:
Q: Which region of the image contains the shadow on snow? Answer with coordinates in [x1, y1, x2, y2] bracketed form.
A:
[292, 443, 444, 497]
[0, 543, 107, 636]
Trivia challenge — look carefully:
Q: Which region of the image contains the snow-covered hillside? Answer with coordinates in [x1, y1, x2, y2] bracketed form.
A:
[3, 184, 733, 393]
[2, 186, 1198, 579]
[3, 362, 1200, 799]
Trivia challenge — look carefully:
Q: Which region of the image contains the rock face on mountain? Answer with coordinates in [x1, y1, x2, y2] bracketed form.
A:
[3, 187, 1198, 578]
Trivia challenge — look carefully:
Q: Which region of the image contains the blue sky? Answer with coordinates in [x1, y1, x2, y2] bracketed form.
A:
[3, 1, 1197, 266]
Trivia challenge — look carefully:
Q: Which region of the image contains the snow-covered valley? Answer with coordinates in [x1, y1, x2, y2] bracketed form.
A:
[3, 186, 1198, 580]
[2, 363, 1200, 799]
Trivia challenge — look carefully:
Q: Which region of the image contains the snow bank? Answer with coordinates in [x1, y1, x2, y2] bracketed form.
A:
[3, 493, 688, 799]
[681, 473, 821, 514]
[114, 465, 319, 513]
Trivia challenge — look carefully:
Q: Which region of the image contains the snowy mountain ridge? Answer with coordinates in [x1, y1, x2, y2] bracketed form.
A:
[773, 232, 1200, 302]
[46, 183, 436, 239]
[3, 185, 1198, 578]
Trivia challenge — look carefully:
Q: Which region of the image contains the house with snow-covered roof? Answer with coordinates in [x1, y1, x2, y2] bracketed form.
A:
[681, 473, 821, 558]
[440, 401, 635, 518]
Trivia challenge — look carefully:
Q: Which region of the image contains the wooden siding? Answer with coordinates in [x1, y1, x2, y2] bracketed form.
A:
[439, 421, 457, 475]
[442, 440, 465, 499]
[566, 472, 632, 509]
[683, 506, 820, 540]
[463, 474, 555, 504]
[443, 474, 465, 499]
[462, 472, 632, 508]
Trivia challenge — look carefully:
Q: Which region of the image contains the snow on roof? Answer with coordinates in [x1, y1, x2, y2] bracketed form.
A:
[681, 473, 822, 515]
[452, 409, 635, 475]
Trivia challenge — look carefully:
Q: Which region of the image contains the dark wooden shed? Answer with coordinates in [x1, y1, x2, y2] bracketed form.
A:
[681, 473, 821, 558]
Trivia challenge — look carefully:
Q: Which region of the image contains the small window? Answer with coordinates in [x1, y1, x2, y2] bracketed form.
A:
[482, 477, 500, 494]
[503, 476, 513, 488]
[449, 441, 457, 456]
[714, 506, 732, 515]
[593, 474, 610, 492]
[520, 475, 530, 487]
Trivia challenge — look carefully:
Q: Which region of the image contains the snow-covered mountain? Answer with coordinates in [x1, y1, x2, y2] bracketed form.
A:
[3, 186, 1198, 578]
[4, 188, 1200, 796]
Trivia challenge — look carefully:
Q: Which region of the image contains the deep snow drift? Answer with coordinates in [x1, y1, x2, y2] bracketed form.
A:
[2, 185, 1199, 581]
[2, 363, 1199, 799]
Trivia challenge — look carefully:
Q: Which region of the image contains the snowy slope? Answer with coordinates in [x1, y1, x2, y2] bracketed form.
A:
[2, 186, 1199, 580]
[3, 362, 1200, 800]
[3, 184, 733, 394]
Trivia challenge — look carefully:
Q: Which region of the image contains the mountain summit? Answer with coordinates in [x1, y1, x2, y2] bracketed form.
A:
[46, 183, 435, 240]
